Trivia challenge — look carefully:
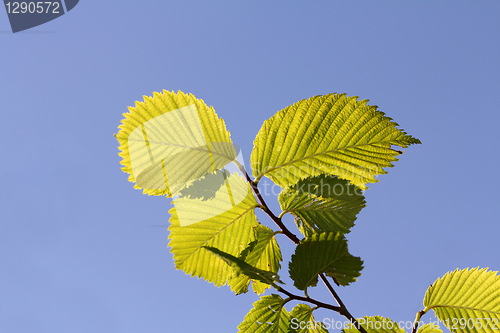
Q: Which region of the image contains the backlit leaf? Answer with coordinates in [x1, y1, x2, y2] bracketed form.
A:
[290, 304, 329, 333]
[238, 294, 292, 333]
[251, 93, 420, 190]
[423, 267, 500, 333]
[229, 225, 283, 295]
[116, 90, 237, 196]
[168, 172, 260, 287]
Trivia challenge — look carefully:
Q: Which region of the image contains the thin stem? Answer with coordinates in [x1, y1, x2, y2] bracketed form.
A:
[276, 285, 341, 312]
[319, 274, 368, 333]
[243, 171, 300, 244]
[319, 274, 340, 302]
[242, 169, 367, 333]
[411, 310, 426, 333]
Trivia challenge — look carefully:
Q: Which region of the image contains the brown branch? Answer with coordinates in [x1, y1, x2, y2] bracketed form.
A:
[319, 274, 368, 333]
[277, 285, 341, 312]
[241, 168, 367, 333]
[243, 170, 300, 244]
[411, 310, 426, 333]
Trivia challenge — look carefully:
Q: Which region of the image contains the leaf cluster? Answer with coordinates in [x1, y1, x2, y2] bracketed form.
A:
[116, 90, 499, 333]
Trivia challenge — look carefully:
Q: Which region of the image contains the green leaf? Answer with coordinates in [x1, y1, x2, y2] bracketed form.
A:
[278, 175, 366, 236]
[423, 267, 500, 333]
[229, 225, 283, 295]
[116, 90, 237, 197]
[168, 172, 260, 287]
[289, 232, 363, 292]
[251, 93, 421, 190]
[203, 245, 284, 286]
[290, 304, 329, 333]
[238, 294, 292, 333]
[343, 316, 405, 333]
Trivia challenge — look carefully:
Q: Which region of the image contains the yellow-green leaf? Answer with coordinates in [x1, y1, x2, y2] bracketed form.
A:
[251, 93, 420, 190]
[238, 294, 292, 333]
[168, 172, 260, 287]
[423, 267, 500, 333]
[116, 90, 237, 196]
[290, 304, 329, 333]
[229, 225, 283, 295]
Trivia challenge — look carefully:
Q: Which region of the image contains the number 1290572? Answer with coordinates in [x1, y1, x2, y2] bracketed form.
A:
[5, 2, 60, 14]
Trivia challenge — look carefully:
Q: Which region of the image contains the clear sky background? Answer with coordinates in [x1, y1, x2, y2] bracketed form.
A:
[1, 2, 499, 333]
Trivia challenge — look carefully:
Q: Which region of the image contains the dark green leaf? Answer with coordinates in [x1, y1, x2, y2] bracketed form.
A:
[289, 232, 363, 292]
[279, 175, 365, 236]
[203, 246, 284, 286]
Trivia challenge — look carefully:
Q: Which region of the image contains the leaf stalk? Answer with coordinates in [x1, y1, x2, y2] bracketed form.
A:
[411, 310, 426, 333]
[243, 171, 300, 244]
[276, 285, 341, 312]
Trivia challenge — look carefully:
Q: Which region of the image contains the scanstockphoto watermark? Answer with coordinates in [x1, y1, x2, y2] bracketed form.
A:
[252, 161, 382, 185]
[290, 318, 442, 331]
[3, 0, 79, 33]
[257, 173, 365, 197]
[251, 161, 377, 197]
[252, 162, 368, 198]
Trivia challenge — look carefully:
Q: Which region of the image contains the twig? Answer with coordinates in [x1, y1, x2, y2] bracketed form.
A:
[319, 274, 367, 333]
[411, 310, 426, 333]
[276, 285, 341, 312]
[243, 171, 300, 244]
[242, 169, 367, 333]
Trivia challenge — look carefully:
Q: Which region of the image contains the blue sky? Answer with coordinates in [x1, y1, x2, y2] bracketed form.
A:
[1, 2, 500, 333]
